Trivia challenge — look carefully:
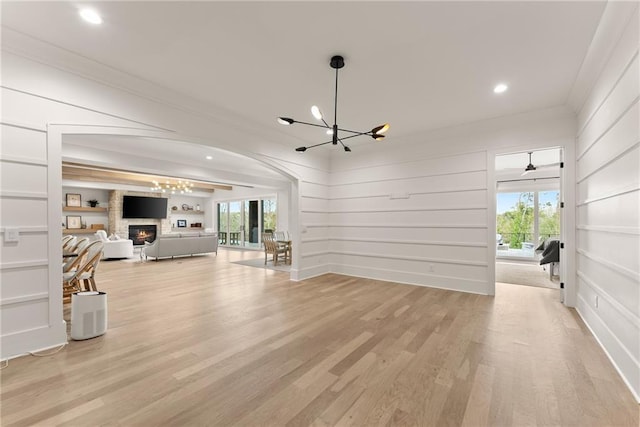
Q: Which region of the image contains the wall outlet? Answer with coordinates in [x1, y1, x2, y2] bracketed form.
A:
[4, 227, 19, 243]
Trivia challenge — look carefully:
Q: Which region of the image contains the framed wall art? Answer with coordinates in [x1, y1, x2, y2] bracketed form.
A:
[66, 193, 82, 207]
[66, 215, 82, 229]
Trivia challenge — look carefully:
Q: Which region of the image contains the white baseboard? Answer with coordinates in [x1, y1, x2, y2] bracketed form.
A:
[576, 297, 640, 403]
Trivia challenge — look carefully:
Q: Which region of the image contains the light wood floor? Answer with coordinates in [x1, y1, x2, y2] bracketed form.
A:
[1, 250, 638, 426]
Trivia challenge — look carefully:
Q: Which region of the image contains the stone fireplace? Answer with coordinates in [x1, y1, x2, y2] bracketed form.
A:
[128, 225, 157, 246]
[108, 190, 171, 239]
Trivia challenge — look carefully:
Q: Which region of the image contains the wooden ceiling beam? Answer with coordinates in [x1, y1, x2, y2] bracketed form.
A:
[62, 163, 232, 192]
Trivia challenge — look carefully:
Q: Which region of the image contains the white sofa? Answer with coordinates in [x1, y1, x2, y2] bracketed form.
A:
[95, 230, 134, 259]
[143, 233, 218, 261]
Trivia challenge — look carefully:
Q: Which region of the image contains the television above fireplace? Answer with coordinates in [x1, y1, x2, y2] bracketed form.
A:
[122, 196, 168, 219]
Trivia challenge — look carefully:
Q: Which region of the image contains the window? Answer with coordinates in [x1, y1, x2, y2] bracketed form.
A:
[496, 190, 559, 258]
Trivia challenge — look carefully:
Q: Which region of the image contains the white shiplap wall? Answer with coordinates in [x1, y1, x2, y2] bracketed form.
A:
[0, 123, 67, 355]
[328, 150, 488, 293]
[573, 4, 640, 401]
[327, 107, 576, 295]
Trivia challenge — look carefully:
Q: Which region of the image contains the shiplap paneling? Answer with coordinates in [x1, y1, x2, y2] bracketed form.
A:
[577, 252, 639, 316]
[327, 147, 490, 293]
[574, 4, 640, 401]
[0, 122, 67, 360]
[577, 145, 639, 203]
[0, 266, 49, 300]
[330, 226, 488, 245]
[0, 162, 47, 195]
[0, 198, 48, 227]
[0, 299, 50, 335]
[330, 170, 487, 200]
[577, 191, 639, 227]
[577, 102, 639, 182]
[0, 124, 47, 162]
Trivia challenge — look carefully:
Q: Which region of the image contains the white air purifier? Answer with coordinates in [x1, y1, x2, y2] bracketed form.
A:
[71, 291, 107, 340]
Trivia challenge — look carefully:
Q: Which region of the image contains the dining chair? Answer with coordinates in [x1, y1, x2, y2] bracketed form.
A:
[63, 236, 77, 251]
[262, 233, 288, 265]
[62, 241, 103, 301]
[74, 241, 104, 292]
[69, 237, 90, 253]
[62, 235, 74, 248]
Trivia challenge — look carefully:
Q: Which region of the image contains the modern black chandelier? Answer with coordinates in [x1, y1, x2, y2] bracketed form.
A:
[278, 55, 389, 153]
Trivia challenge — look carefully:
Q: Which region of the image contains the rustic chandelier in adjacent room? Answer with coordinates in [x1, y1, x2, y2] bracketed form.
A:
[150, 179, 194, 194]
[278, 55, 389, 153]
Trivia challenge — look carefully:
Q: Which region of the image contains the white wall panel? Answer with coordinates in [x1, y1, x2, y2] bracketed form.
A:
[577, 102, 639, 182]
[299, 181, 329, 199]
[577, 191, 640, 227]
[329, 240, 487, 263]
[577, 55, 639, 157]
[0, 162, 47, 195]
[330, 171, 486, 200]
[0, 124, 47, 162]
[300, 196, 328, 212]
[574, 3, 640, 401]
[328, 209, 487, 226]
[330, 226, 488, 245]
[0, 233, 48, 265]
[0, 198, 47, 227]
[577, 145, 640, 202]
[0, 266, 49, 300]
[330, 150, 486, 185]
[1, 300, 50, 335]
[578, 252, 639, 316]
[577, 229, 639, 275]
[330, 190, 487, 211]
[576, 277, 639, 367]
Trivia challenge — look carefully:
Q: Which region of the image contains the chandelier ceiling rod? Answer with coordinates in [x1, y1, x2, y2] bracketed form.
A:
[278, 55, 389, 153]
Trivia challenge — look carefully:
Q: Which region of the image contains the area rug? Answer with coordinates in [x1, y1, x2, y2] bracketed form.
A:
[232, 257, 291, 272]
[496, 261, 559, 289]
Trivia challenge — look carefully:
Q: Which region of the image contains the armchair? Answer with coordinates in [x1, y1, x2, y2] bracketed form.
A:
[95, 230, 134, 259]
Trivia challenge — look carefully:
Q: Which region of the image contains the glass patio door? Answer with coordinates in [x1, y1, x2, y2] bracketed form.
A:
[228, 201, 242, 246]
[217, 197, 277, 249]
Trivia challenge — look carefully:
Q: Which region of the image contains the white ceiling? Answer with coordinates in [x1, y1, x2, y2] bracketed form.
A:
[2, 1, 606, 144]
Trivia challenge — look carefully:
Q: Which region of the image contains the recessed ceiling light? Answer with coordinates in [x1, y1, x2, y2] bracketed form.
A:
[494, 83, 508, 94]
[206, 155, 213, 160]
[79, 8, 102, 25]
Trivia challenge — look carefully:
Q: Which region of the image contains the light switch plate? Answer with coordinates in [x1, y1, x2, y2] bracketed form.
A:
[4, 227, 19, 243]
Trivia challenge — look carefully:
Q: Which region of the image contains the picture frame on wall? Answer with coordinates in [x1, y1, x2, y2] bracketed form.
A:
[66, 215, 82, 229]
[176, 219, 187, 228]
[66, 193, 82, 207]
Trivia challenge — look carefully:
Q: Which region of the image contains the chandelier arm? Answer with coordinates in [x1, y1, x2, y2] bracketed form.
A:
[291, 120, 332, 129]
[320, 117, 332, 129]
[304, 140, 334, 150]
[335, 127, 373, 136]
[334, 133, 368, 141]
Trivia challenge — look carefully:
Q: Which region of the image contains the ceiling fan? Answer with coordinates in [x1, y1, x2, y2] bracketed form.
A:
[521, 152, 560, 176]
